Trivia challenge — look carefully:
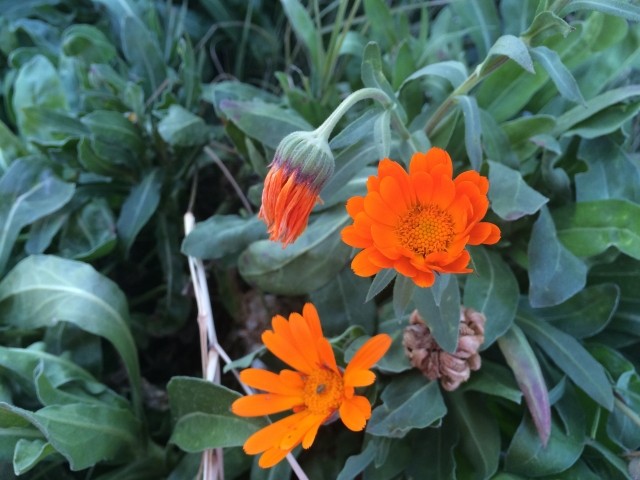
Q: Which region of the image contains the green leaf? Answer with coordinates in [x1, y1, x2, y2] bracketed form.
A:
[449, 391, 500, 480]
[399, 61, 468, 90]
[530, 46, 585, 104]
[361, 42, 401, 119]
[238, 208, 350, 295]
[455, 95, 483, 171]
[81, 110, 144, 166]
[366, 269, 396, 302]
[522, 284, 619, 339]
[528, 207, 587, 307]
[464, 247, 519, 348]
[517, 312, 614, 410]
[219, 100, 312, 149]
[497, 325, 550, 446]
[413, 276, 460, 353]
[13, 438, 57, 475]
[120, 15, 166, 96]
[607, 370, 640, 449]
[406, 424, 458, 479]
[0, 402, 142, 471]
[12, 55, 67, 138]
[463, 360, 523, 404]
[0, 255, 142, 415]
[575, 137, 640, 203]
[450, 0, 500, 58]
[116, 169, 162, 255]
[337, 442, 375, 480]
[554, 85, 640, 135]
[552, 199, 640, 259]
[521, 11, 573, 45]
[560, 0, 640, 22]
[502, 114, 556, 146]
[280, 0, 321, 73]
[392, 274, 414, 319]
[58, 198, 117, 261]
[376, 319, 412, 374]
[0, 159, 75, 275]
[366, 373, 446, 438]
[61, 24, 117, 64]
[168, 377, 266, 452]
[18, 108, 90, 146]
[182, 214, 266, 260]
[565, 100, 640, 139]
[504, 415, 583, 477]
[157, 105, 209, 147]
[481, 35, 535, 74]
[488, 161, 548, 221]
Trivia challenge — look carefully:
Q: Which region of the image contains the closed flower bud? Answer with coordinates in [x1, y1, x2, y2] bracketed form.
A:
[403, 306, 486, 391]
[259, 130, 335, 246]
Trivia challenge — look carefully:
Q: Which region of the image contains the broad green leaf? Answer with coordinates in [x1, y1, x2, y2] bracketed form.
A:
[58, 198, 117, 261]
[0, 408, 43, 463]
[406, 424, 457, 479]
[77, 137, 132, 178]
[157, 105, 209, 147]
[373, 109, 391, 159]
[455, 95, 483, 171]
[337, 442, 375, 480]
[560, 0, 640, 21]
[376, 319, 412, 374]
[498, 325, 550, 446]
[310, 267, 376, 336]
[464, 247, 519, 348]
[81, 110, 144, 166]
[392, 274, 414, 319]
[575, 137, 640, 203]
[528, 207, 587, 307]
[364, 0, 400, 49]
[480, 35, 535, 75]
[365, 269, 396, 302]
[521, 11, 573, 44]
[61, 24, 117, 63]
[552, 199, 640, 259]
[0, 402, 142, 471]
[201, 81, 280, 109]
[479, 110, 518, 167]
[399, 61, 468, 91]
[168, 377, 266, 452]
[517, 312, 614, 410]
[18, 108, 89, 146]
[564, 100, 640, 139]
[322, 141, 378, 203]
[13, 438, 57, 474]
[182, 214, 266, 260]
[463, 360, 523, 404]
[449, 391, 500, 480]
[500, 0, 537, 36]
[0, 120, 25, 168]
[12, 55, 67, 138]
[554, 85, 640, 134]
[502, 114, 556, 146]
[219, 99, 312, 149]
[238, 208, 350, 295]
[0, 255, 142, 414]
[0, 158, 75, 275]
[116, 169, 162, 255]
[522, 284, 619, 339]
[367, 373, 446, 438]
[530, 46, 585, 104]
[280, 0, 321, 75]
[361, 42, 404, 121]
[504, 415, 583, 477]
[607, 370, 640, 449]
[413, 276, 460, 353]
[450, 0, 500, 58]
[586, 439, 635, 480]
[121, 16, 166, 96]
[488, 161, 548, 221]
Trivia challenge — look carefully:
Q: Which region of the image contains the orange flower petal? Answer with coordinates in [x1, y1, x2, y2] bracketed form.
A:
[364, 192, 397, 226]
[346, 196, 365, 217]
[232, 393, 303, 417]
[455, 169, 489, 194]
[258, 447, 291, 469]
[262, 330, 315, 374]
[341, 225, 371, 248]
[468, 222, 500, 245]
[378, 159, 413, 205]
[339, 395, 372, 431]
[413, 270, 436, 287]
[302, 303, 323, 339]
[239, 368, 304, 396]
[289, 312, 321, 367]
[432, 173, 456, 210]
[411, 171, 433, 205]
[344, 334, 392, 381]
[379, 176, 408, 215]
[244, 411, 307, 454]
[351, 248, 382, 277]
[279, 413, 325, 450]
[394, 257, 418, 277]
[343, 369, 376, 388]
[316, 337, 339, 373]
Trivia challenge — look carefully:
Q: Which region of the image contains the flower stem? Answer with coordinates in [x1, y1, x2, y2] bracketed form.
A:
[315, 87, 394, 140]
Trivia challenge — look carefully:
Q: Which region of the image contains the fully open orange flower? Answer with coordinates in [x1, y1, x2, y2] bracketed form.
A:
[232, 303, 391, 468]
[341, 148, 500, 287]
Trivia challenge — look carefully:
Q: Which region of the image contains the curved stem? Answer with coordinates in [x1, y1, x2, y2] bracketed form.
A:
[315, 87, 394, 140]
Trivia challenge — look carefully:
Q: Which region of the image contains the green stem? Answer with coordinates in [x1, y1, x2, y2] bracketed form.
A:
[615, 396, 640, 429]
[425, 56, 509, 137]
[315, 87, 394, 140]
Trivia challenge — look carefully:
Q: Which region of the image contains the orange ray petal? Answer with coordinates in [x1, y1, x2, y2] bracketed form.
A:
[344, 334, 392, 379]
[432, 173, 456, 210]
[262, 330, 315, 374]
[279, 412, 326, 451]
[351, 248, 382, 277]
[370, 223, 399, 249]
[232, 393, 303, 417]
[289, 312, 321, 368]
[379, 176, 408, 215]
[258, 447, 291, 468]
[364, 192, 398, 226]
[413, 270, 436, 287]
[411, 171, 433, 205]
[378, 159, 414, 205]
[316, 337, 339, 373]
[394, 256, 418, 277]
[455, 169, 489, 194]
[468, 222, 499, 245]
[341, 225, 371, 248]
[346, 196, 365, 217]
[343, 369, 376, 388]
[339, 395, 372, 431]
[423, 147, 453, 177]
[302, 303, 323, 339]
[239, 368, 304, 396]
[243, 411, 308, 454]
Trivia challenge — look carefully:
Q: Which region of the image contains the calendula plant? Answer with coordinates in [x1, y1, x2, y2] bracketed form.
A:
[1, 0, 640, 479]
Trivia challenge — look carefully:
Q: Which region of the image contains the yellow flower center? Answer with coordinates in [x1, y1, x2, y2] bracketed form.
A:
[303, 368, 344, 415]
[395, 203, 455, 257]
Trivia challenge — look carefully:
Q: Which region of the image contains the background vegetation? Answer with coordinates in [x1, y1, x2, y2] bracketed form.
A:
[0, 0, 639, 478]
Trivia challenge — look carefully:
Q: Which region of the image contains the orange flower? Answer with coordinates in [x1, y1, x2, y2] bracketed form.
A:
[232, 303, 391, 468]
[259, 131, 335, 246]
[341, 148, 500, 287]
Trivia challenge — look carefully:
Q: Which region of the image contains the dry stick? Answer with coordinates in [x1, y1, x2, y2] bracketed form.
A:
[203, 146, 254, 214]
[183, 212, 309, 480]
